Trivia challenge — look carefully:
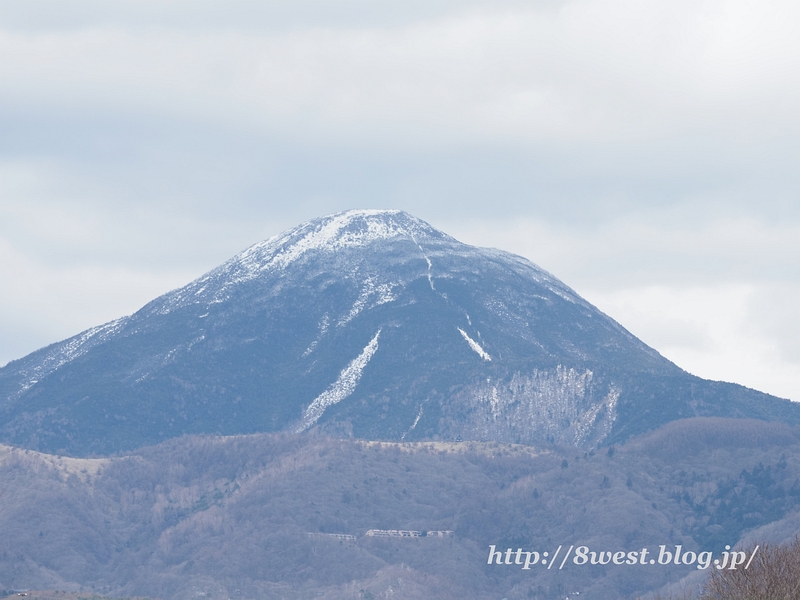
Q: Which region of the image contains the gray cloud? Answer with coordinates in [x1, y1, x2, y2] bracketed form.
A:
[0, 0, 798, 399]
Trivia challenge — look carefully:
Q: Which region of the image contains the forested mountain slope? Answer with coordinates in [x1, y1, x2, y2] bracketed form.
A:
[2, 418, 800, 599]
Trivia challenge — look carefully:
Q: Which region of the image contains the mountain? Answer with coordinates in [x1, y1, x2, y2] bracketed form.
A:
[3, 419, 800, 600]
[1, 209, 797, 456]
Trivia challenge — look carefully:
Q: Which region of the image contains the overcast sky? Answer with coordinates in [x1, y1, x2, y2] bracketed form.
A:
[1, 0, 798, 400]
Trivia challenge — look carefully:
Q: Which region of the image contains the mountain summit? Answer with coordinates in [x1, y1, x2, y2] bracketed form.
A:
[1, 210, 797, 455]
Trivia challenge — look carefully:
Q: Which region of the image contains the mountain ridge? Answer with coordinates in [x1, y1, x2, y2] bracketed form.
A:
[1, 209, 797, 456]
[3, 417, 800, 599]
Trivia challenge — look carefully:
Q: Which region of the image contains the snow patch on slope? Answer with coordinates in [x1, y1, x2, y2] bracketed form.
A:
[338, 278, 397, 326]
[573, 386, 620, 447]
[458, 328, 492, 361]
[8, 317, 128, 401]
[297, 329, 382, 432]
[444, 367, 619, 448]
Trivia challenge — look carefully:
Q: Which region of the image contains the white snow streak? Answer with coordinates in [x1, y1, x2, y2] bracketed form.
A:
[302, 314, 330, 357]
[338, 279, 397, 326]
[401, 406, 424, 440]
[297, 329, 382, 432]
[11, 317, 128, 399]
[458, 328, 492, 361]
[413, 238, 436, 292]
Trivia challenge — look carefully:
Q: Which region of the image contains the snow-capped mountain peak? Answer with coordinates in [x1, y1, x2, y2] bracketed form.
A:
[155, 209, 454, 314]
[228, 209, 449, 275]
[1, 210, 795, 456]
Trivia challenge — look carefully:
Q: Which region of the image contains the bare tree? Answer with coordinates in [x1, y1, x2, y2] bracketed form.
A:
[701, 537, 800, 600]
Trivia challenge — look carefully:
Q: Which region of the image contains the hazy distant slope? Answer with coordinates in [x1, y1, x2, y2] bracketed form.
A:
[0, 210, 797, 455]
[2, 419, 800, 599]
